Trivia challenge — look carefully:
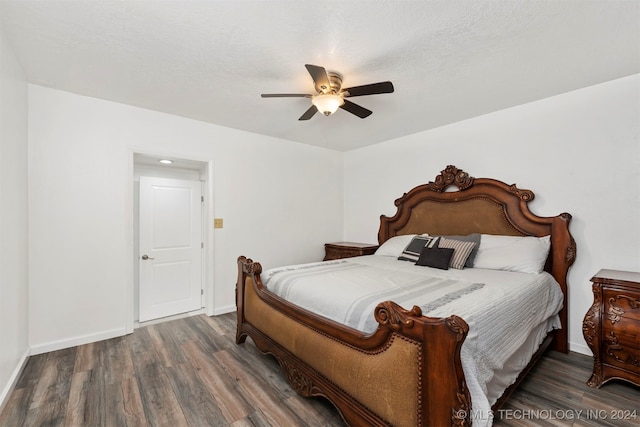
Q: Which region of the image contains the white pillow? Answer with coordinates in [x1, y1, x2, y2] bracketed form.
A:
[375, 234, 417, 257]
[473, 234, 551, 274]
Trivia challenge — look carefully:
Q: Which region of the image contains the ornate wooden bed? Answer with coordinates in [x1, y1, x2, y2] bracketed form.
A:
[236, 165, 576, 426]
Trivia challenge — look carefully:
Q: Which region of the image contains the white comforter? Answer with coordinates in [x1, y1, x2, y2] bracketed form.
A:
[263, 255, 564, 426]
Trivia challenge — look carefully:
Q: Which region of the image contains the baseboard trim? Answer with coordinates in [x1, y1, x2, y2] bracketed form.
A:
[569, 341, 591, 356]
[30, 327, 127, 356]
[0, 347, 30, 414]
[212, 304, 235, 316]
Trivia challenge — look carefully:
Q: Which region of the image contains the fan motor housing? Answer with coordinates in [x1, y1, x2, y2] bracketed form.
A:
[317, 71, 343, 94]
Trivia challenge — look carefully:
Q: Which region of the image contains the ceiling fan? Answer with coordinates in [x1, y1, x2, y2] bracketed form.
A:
[261, 64, 394, 120]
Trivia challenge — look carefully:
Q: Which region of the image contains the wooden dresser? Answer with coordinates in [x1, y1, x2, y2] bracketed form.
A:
[323, 242, 379, 261]
[583, 269, 640, 388]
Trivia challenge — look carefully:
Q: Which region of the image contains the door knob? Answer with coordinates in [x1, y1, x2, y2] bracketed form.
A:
[141, 254, 155, 260]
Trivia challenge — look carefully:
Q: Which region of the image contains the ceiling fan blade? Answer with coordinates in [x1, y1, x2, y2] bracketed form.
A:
[298, 105, 318, 121]
[305, 64, 332, 93]
[342, 81, 394, 97]
[340, 99, 372, 118]
[261, 94, 311, 98]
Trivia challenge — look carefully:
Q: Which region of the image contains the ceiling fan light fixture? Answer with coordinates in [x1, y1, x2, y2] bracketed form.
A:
[311, 93, 344, 116]
[261, 64, 393, 120]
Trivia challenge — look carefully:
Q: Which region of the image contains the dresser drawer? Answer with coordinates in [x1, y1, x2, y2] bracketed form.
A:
[603, 288, 640, 323]
[602, 328, 640, 372]
[325, 246, 361, 259]
[601, 287, 640, 372]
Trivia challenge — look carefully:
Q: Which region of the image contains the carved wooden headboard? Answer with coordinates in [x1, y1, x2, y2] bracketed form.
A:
[378, 165, 576, 352]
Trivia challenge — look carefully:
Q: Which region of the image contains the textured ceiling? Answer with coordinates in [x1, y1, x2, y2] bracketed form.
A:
[1, 0, 638, 151]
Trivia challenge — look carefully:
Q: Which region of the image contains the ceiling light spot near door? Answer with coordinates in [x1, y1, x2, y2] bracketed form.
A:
[159, 159, 173, 164]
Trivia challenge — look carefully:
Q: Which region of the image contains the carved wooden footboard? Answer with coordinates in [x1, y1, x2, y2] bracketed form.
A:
[236, 256, 472, 427]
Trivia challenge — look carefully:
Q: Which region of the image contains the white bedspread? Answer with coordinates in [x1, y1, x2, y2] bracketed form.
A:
[263, 255, 564, 426]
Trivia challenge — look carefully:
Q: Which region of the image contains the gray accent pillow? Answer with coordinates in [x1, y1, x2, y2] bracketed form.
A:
[437, 234, 481, 267]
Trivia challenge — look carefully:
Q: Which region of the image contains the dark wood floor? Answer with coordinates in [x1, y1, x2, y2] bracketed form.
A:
[1, 313, 638, 426]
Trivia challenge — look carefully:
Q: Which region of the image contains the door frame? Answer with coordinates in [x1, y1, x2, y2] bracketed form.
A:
[125, 148, 215, 334]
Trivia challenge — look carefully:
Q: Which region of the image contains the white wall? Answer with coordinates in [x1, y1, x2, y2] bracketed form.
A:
[0, 31, 29, 406]
[344, 75, 640, 355]
[28, 85, 343, 353]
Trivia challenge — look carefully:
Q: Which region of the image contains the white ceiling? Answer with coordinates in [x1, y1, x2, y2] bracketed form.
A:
[1, 0, 638, 151]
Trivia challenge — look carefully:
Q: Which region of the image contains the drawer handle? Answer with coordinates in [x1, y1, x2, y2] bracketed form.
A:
[608, 305, 625, 324]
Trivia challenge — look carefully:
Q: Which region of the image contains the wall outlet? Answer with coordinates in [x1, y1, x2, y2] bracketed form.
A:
[214, 218, 223, 229]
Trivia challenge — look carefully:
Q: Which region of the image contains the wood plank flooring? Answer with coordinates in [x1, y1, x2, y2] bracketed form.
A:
[1, 313, 638, 426]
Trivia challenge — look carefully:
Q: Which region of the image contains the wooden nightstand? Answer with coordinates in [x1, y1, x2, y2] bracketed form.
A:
[323, 242, 379, 261]
[583, 269, 640, 388]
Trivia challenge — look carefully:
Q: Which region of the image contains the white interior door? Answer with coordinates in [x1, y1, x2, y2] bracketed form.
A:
[139, 176, 203, 322]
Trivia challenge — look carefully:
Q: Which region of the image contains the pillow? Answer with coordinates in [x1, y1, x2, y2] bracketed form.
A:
[437, 238, 477, 269]
[438, 234, 481, 267]
[415, 247, 454, 270]
[398, 235, 440, 262]
[473, 234, 551, 274]
[375, 234, 416, 257]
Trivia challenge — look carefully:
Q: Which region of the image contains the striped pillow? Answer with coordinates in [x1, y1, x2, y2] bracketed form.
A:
[398, 235, 440, 262]
[437, 238, 477, 269]
[439, 234, 481, 267]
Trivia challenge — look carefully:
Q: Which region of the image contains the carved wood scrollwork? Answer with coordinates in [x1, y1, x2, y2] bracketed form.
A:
[587, 363, 603, 388]
[507, 184, 535, 202]
[281, 359, 313, 396]
[428, 165, 474, 193]
[583, 286, 600, 348]
[241, 259, 263, 275]
[582, 303, 598, 347]
[566, 235, 577, 265]
[374, 302, 421, 332]
[608, 295, 640, 324]
[607, 305, 625, 324]
[583, 285, 602, 388]
[445, 316, 469, 342]
[452, 380, 471, 427]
